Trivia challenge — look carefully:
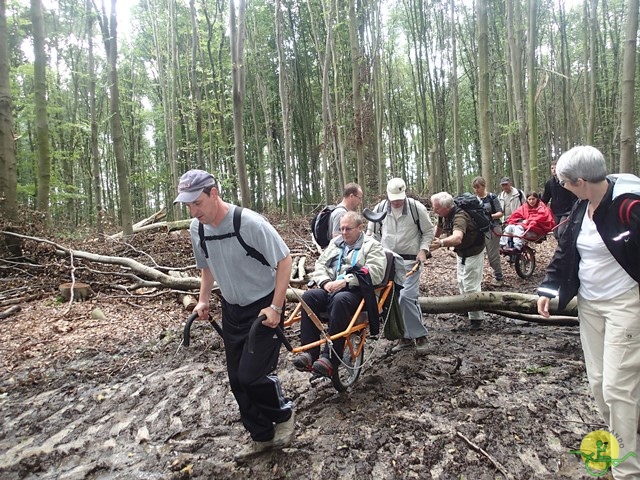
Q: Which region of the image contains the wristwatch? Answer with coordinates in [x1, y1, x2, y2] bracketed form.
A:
[439, 239, 444, 248]
[270, 304, 283, 314]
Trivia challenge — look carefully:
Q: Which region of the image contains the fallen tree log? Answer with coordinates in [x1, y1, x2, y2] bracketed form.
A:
[487, 310, 577, 326]
[0, 305, 21, 320]
[3, 232, 202, 291]
[168, 271, 198, 311]
[3, 231, 577, 324]
[418, 292, 578, 317]
[109, 208, 168, 238]
[286, 288, 578, 325]
[111, 219, 192, 236]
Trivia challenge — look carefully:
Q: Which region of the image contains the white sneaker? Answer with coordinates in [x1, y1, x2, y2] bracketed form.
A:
[273, 409, 295, 448]
[233, 439, 274, 462]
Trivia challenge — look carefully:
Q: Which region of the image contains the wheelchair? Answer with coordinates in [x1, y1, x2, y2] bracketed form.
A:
[283, 250, 396, 392]
[499, 230, 547, 279]
[182, 250, 397, 393]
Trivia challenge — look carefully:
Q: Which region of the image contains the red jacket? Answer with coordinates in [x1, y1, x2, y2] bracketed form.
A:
[507, 200, 556, 237]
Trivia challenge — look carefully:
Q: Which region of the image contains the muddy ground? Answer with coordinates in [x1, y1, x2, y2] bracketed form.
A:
[0, 218, 605, 479]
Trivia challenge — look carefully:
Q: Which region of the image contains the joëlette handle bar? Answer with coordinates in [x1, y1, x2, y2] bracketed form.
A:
[183, 312, 292, 353]
[248, 314, 293, 354]
[183, 312, 223, 347]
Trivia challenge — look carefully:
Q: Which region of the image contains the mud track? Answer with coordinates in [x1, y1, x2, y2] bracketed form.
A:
[0, 227, 605, 479]
[0, 310, 604, 479]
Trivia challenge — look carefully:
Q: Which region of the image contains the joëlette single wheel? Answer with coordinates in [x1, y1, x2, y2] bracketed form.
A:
[515, 245, 536, 278]
[331, 332, 365, 391]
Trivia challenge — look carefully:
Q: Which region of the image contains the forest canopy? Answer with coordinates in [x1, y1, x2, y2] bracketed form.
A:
[0, 0, 638, 232]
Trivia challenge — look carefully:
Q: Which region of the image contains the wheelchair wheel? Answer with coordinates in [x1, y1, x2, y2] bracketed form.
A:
[515, 246, 536, 279]
[331, 333, 365, 392]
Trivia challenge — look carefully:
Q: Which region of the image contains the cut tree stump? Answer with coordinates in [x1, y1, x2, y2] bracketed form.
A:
[59, 282, 94, 302]
[168, 271, 198, 311]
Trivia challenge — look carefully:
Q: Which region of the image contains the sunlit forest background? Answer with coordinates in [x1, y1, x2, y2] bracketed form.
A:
[0, 0, 638, 234]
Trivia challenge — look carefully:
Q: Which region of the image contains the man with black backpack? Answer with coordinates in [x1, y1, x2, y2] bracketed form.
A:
[174, 169, 295, 462]
[430, 191, 486, 330]
[311, 183, 363, 249]
[366, 178, 434, 354]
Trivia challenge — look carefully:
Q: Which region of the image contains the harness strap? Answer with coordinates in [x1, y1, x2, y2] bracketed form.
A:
[198, 207, 271, 267]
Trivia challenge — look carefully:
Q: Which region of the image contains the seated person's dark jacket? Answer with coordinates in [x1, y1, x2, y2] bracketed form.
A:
[345, 265, 380, 335]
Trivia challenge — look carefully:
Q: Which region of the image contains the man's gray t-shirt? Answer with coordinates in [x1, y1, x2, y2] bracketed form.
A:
[329, 205, 348, 238]
[190, 204, 290, 306]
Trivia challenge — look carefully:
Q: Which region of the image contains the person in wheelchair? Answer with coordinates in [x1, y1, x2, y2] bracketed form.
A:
[500, 192, 555, 251]
[292, 211, 388, 378]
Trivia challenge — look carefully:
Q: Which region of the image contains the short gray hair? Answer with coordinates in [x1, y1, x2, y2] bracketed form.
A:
[341, 210, 364, 227]
[556, 146, 607, 184]
[430, 192, 454, 209]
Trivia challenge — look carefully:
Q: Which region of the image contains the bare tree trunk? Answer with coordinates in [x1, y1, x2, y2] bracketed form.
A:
[87, 0, 103, 234]
[189, 0, 204, 169]
[330, 31, 346, 190]
[254, 70, 275, 209]
[372, 31, 384, 197]
[506, 0, 528, 187]
[526, 0, 538, 192]
[477, 0, 492, 183]
[275, 0, 293, 218]
[619, 0, 638, 173]
[451, 0, 462, 195]
[169, 0, 181, 215]
[249, 91, 265, 210]
[230, 0, 250, 207]
[503, 38, 518, 179]
[307, 0, 338, 205]
[98, 0, 133, 235]
[348, 0, 364, 187]
[31, 0, 51, 217]
[586, 0, 598, 144]
[557, 1, 572, 150]
[0, 0, 17, 221]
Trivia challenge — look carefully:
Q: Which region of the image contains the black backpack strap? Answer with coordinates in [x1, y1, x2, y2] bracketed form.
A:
[487, 193, 497, 214]
[199, 219, 236, 259]
[232, 207, 271, 267]
[198, 207, 271, 267]
[198, 222, 210, 258]
[407, 198, 423, 236]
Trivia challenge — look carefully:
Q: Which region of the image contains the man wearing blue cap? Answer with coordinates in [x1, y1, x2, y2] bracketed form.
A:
[174, 169, 294, 462]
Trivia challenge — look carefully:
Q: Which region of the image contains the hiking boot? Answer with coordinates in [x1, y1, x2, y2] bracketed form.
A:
[391, 338, 414, 353]
[233, 439, 274, 462]
[273, 409, 295, 448]
[292, 352, 313, 372]
[415, 336, 429, 355]
[492, 278, 504, 287]
[311, 357, 334, 378]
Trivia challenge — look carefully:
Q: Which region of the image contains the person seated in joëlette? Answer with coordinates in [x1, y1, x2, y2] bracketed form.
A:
[292, 211, 387, 378]
[500, 192, 556, 251]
